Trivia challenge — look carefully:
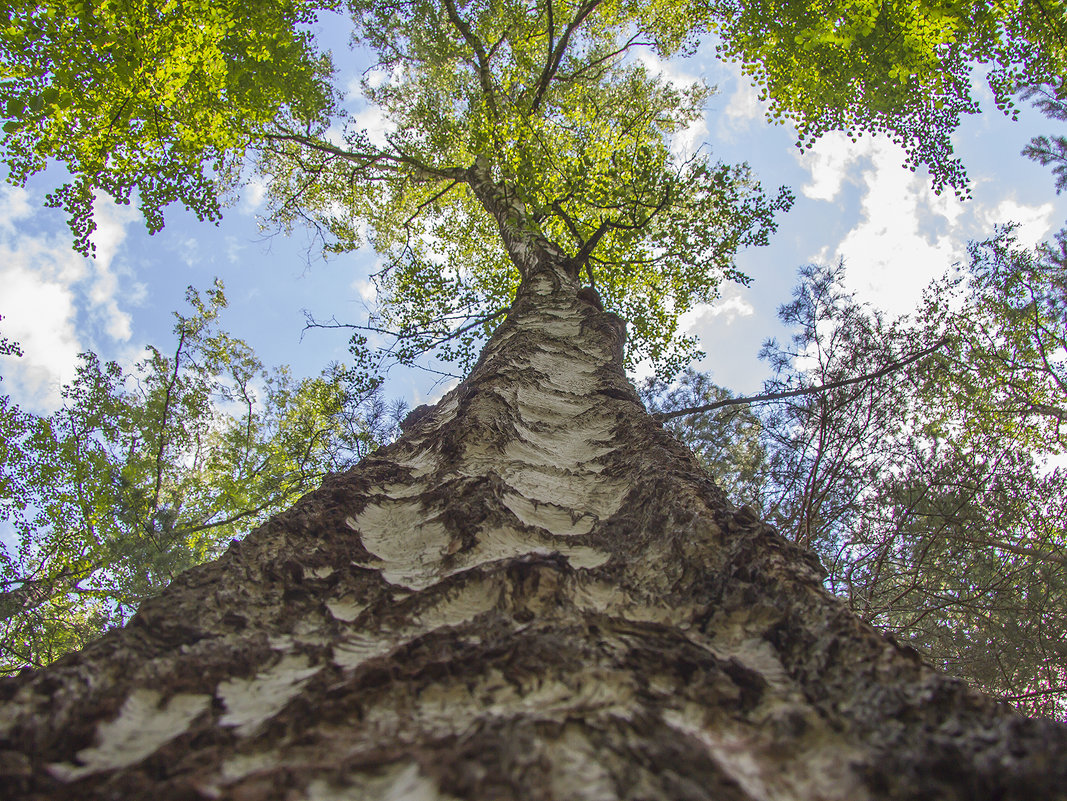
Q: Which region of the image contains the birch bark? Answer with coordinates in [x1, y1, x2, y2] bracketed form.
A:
[0, 220, 1064, 799]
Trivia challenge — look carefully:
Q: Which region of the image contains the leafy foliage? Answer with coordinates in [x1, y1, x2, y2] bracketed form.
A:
[0, 284, 400, 673]
[6, 0, 1063, 377]
[921, 227, 1067, 453]
[260, 0, 792, 378]
[0, 0, 336, 254]
[642, 370, 766, 503]
[706, 0, 1067, 195]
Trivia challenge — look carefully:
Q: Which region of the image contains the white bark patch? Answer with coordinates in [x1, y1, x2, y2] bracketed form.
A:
[326, 596, 367, 623]
[501, 438, 605, 472]
[220, 751, 282, 782]
[414, 580, 500, 630]
[526, 272, 555, 296]
[502, 465, 626, 519]
[380, 481, 428, 500]
[392, 446, 441, 478]
[546, 725, 619, 801]
[355, 499, 608, 591]
[354, 500, 450, 590]
[663, 706, 869, 801]
[269, 634, 296, 651]
[371, 666, 638, 738]
[333, 582, 499, 671]
[573, 579, 690, 624]
[502, 493, 595, 536]
[515, 390, 591, 420]
[332, 633, 399, 670]
[508, 417, 615, 469]
[47, 689, 210, 781]
[218, 655, 321, 736]
[715, 637, 792, 689]
[522, 348, 599, 394]
[305, 762, 456, 801]
[464, 527, 609, 573]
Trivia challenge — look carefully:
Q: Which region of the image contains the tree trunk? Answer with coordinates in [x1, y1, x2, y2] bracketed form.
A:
[1, 246, 1064, 800]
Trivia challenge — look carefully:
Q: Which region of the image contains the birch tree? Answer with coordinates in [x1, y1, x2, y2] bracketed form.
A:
[1, 1, 1066, 798]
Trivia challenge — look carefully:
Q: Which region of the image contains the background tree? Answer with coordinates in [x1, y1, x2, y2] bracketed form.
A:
[649, 238, 1067, 718]
[0, 283, 401, 673]
[642, 371, 767, 504]
[1021, 76, 1067, 193]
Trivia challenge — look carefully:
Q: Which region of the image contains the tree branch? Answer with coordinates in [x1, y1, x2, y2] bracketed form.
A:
[441, 0, 499, 118]
[655, 338, 948, 422]
[529, 0, 602, 112]
[263, 132, 468, 184]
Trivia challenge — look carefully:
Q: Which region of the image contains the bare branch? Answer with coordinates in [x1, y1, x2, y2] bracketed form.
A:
[655, 338, 948, 422]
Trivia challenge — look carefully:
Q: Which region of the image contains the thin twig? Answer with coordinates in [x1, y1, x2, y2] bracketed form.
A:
[655, 338, 948, 422]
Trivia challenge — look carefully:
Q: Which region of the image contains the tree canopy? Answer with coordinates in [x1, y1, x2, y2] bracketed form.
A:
[259, 0, 794, 376]
[708, 0, 1067, 194]
[6, 1, 1064, 375]
[0, 0, 335, 255]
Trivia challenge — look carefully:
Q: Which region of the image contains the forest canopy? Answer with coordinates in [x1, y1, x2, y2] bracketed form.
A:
[2, 1, 1065, 374]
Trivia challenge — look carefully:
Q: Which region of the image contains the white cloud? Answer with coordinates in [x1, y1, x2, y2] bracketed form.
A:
[240, 177, 268, 214]
[88, 197, 139, 341]
[0, 189, 138, 411]
[796, 134, 969, 317]
[981, 198, 1055, 247]
[680, 293, 755, 331]
[0, 186, 33, 231]
[351, 277, 377, 302]
[178, 235, 203, 268]
[0, 237, 87, 408]
[671, 116, 709, 160]
[635, 48, 702, 89]
[363, 69, 389, 90]
[724, 79, 762, 129]
[352, 105, 397, 149]
[708, 294, 755, 320]
[797, 132, 870, 202]
[796, 129, 1064, 321]
[225, 236, 246, 264]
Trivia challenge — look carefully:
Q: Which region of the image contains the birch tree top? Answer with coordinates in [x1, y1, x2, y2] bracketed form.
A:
[259, 0, 792, 376]
[2, 0, 1065, 374]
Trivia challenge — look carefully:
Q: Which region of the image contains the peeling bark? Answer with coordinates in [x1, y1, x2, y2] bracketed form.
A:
[0, 251, 1064, 800]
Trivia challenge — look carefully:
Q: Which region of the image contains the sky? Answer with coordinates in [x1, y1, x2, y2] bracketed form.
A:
[1, 12, 1066, 416]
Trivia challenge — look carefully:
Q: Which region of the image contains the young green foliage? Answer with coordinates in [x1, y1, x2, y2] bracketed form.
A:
[0, 0, 336, 254]
[706, 0, 1067, 195]
[261, 0, 791, 377]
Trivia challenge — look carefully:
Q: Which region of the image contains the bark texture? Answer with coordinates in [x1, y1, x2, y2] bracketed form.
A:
[1, 252, 1065, 800]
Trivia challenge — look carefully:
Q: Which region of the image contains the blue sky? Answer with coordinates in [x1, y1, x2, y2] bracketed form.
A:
[1, 12, 1066, 414]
